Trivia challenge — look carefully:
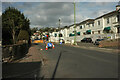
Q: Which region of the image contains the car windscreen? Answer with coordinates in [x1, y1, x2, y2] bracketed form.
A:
[96, 39, 104, 41]
[96, 39, 101, 41]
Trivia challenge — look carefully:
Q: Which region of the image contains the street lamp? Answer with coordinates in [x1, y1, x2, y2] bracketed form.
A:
[59, 18, 61, 43]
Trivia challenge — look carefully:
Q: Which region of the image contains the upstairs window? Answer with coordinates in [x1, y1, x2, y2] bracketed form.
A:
[92, 23, 94, 27]
[98, 21, 100, 26]
[107, 18, 110, 24]
[80, 26, 82, 29]
[83, 25, 85, 28]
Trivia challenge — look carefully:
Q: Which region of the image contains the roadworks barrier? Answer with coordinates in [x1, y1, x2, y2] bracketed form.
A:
[53, 44, 55, 49]
[46, 46, 48, 50]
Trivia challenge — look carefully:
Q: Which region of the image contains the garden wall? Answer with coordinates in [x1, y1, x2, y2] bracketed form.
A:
[2, 43, 30, 62]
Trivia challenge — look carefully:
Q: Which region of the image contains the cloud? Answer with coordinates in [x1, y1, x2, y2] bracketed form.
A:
[22, 2, 74, 28]
[2, 2, 116, 28]
[0, 12, 1, 16]
[1, 0, 119, 2]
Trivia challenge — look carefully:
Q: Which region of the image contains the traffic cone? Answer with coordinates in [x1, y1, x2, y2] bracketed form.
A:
[53, 44, 55, 49]
[46, 46, 48, 50]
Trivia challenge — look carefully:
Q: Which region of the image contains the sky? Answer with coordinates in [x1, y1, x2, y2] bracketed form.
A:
[1, 2, 118, 29]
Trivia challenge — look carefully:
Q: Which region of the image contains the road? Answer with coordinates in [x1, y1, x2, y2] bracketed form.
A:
[38, 43, 118, 78]
[2, 43, 118, 79]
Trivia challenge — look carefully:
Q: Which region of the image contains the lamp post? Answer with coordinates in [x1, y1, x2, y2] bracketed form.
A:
[59, 18, 61, 43]
[73, 1, 77, 45]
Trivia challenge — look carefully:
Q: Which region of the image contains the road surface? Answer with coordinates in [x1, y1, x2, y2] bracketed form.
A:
[38, 43, 118, 78]
[2, 43, 118, 79]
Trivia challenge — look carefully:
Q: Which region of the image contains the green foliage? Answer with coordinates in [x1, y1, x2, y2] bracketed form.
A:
[17, 30, 29, 40]
[30, 27, 38, 35]
[2, 7, 30, 45]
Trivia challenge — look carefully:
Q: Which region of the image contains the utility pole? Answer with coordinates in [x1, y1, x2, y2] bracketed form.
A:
[73, 1, 77, 45]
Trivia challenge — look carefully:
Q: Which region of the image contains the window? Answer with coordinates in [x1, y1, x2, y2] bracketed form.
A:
[98, 21, 100, 25]
[55, 33, 57, 37]
[80, 26, 82, 29]
[107, 18, 109, 24]
[59, 33, 63, 37]
[83, 25, 85, 28]
[83, 32, 86, 35]
[117, 27, 120, 33]
[98, 30, 100, 34]
[92, 23, 94, 27]
[117, 15, 120, 22]
[88, 24, 90, 27]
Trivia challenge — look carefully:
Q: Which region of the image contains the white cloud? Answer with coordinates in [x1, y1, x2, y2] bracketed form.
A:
[2, 2, 116, 28]
[1, 0, 119, 2]
[0, 12, 1, 16]
[94, 9, 111, 17]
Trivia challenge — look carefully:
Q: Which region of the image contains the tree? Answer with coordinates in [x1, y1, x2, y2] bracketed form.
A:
[2, 7, 30, 45]
[30, 27, 38, 35]
[17, 30, 29, 41]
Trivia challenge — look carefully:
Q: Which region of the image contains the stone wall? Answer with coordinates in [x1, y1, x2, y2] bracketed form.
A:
[2, 43, 30, 62]
[99, 39, 120, 48]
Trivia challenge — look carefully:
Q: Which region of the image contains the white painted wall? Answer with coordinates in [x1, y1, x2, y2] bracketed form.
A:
[49, 11, 119, 43]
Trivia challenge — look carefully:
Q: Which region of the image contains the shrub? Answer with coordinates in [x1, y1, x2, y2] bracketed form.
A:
[17, 30, 29, 41]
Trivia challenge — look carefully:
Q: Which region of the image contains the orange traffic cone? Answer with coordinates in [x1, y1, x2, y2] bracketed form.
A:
[46, 46, 48, 50]
[53, 44, 55, 49]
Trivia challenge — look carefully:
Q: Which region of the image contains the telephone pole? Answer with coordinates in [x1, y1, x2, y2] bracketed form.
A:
[73, 1, 77, 45]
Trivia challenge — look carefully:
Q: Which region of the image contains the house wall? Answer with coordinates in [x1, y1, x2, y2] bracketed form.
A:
[49, 11, 119, 43]
[64, 11, 119, 43]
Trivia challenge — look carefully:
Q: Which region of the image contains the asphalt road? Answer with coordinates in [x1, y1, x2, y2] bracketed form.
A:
[38, 43, 118, 78]
[2, 43, 118, 79]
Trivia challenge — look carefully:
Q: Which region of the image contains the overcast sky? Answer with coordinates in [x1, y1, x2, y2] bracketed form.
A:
[2, 2, 118, 29]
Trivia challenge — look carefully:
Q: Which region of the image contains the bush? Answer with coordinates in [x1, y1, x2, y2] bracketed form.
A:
[17, 30, 29, 40]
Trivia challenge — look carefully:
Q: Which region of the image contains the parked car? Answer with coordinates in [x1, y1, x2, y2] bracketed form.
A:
[81, 38, 92, 43]
[94, 39, 104, 45]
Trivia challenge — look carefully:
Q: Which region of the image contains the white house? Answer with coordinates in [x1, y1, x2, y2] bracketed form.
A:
[49, 3, 120, 43]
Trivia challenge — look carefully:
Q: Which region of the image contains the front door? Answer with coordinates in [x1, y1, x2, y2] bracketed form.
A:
[117, 27, 120, 33]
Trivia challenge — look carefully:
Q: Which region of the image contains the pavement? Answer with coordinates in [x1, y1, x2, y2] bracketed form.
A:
[12, 44, 43, 63]
[63, 42, 120, 54]
[2, 44, 43, 78]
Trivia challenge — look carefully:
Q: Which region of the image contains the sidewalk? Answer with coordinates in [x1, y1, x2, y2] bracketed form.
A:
[64, 42, 120, 53]
[13, 45, 43, 63]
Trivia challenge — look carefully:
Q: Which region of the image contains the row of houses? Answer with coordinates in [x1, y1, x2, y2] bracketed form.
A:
[49, 4, 120, 43]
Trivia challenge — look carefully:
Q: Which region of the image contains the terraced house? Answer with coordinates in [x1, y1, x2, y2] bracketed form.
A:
[50, 3, 120, 43]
